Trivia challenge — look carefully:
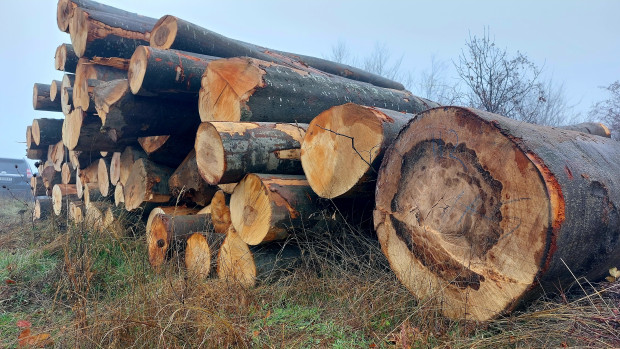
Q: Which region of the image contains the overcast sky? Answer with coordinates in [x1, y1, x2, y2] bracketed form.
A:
[1, 0, 618, 163]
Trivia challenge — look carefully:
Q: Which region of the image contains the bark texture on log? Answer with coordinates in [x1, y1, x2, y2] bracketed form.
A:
[124, 158, 173, 211]
[148, 213, 212, 268]
[373, 106, 620, 321]
[559, 122, 611, 138]
[27, 149, 47, 161]
[217, 227, 301, 287]
[32, 118, 64, 146]
[150, 15, 405, 90]
[40, 163, 62, 190]
[302, 103, 415, 198]
[138, 134, 194, 168]
[168, 149, 217, 206]
[230, 174, 324, 245]
[31, 176, 49, 197]
[210, 190, 231, 234]
[33, 197, 53, 221]
[33, 83, 62, 112]
[61, 87, 73, 116]
[55, 43, 79, 73]
[128, 46, 216, 98]
[63, 109, 137, 151]
[145, 206, 200, 250]
[195, 122, 307, 185]
[26, 127, 46, 151]
[93, 79, 201, 141]
[199, 57, 437, 123]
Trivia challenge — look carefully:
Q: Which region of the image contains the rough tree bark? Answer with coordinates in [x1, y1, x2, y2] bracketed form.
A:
[54, 43, 79, 73]
[123, 158, 173, 211]
[33, 83, 62, 112]
[168, 149, 217, 206]
[373, 106, 620, 321]
[63, 109, 138, 152]
[137, 134, 194, 168]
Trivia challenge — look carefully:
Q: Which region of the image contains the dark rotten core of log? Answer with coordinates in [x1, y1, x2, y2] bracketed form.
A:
[32, 118, 64, 146]
[94, 79, 201, 141]
[128, 46, 217, 98]
[69, 7, 157, 59]
[199, 57, 438, 123]
[301, 103, 416, 199]
[148, 213, 212, 268]
[124, 158, 173, 211]
[373, 106, 620, 321]
[33, 83, 62, 112]
[168, 149, 217, 207]
[195, 122, 307, 185]
[150, 15, 405, 90]
[138, 134, 194, 168]
[55, 43, 79, 73]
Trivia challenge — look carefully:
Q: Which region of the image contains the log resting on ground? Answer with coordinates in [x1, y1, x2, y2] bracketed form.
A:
[124, 158, 173, 211]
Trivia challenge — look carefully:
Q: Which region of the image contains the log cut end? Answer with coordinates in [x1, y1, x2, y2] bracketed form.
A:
[61, 162, 73, 184]
[199, 57, 265, 122]
[301, 103, 385, 198]
[211, 190, 231, 234]
[195, 122, 226, 185]
[230, 174, 273, 246]
[147, 213, 171, 267]
[149, 15, 177, 49]
[97, 158, 111, 197]
[124, 159, 172, 211]
[56, 0, 72, 32]
[373, 106, 557, 321]
[50, 80, 61, 102]
[114, 183, 125, 206]
[62, 109, 82, 151]
[110, 152, 121, 185]
[217, 227, 256, 287]
[94, 79, 130, 125]
[31, 120, 42, 146]
[68, 8, 89, 58]
[184, 233, 211, 278]
[128, 45, 149, 94]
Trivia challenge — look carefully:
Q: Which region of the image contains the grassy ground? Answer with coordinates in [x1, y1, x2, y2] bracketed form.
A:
[0, 196, 618, 348]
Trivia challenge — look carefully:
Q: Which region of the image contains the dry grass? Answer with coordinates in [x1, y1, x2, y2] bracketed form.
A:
[0, 197, 618, 348]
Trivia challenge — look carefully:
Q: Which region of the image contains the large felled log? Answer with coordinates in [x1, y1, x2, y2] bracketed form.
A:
[168, 149, 217, 206]
[93, 79, 201, 141]
[210, 190, 231, 234]
[195, 122, 307, 185]
[559, 122, 611, 138]
[199, 57, 437, 123]
[145, 206, 200, 248]
[230, 174, 325, 245]
[217, 227, 301, 287]
[128, 46, 216, 98]
[150, 15, 404, 90]
[33, 83, 62, 112]
[32, 118, 64, 146]
[301, 103, 414, 198]
[138, 134, 193, 168]
[69, 6, 157, 59]
[118, 146, 146, 186]
[373, 106, 620, 321]
[147, 213, 212, 268]
[52, 184, 78, 216]
[73, 58, 127, 112]
[124, 158, 173, 211]
[57, 0, 149, 32]
[184, 232, 226, 279]
[55, 43, 79, 73]
[63, 109, 137, 151]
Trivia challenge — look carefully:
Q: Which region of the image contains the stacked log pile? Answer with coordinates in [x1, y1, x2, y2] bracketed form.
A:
[25, 0, 618, 322]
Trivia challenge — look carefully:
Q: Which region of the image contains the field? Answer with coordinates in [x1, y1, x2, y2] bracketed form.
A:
[0, 197, 618, 348]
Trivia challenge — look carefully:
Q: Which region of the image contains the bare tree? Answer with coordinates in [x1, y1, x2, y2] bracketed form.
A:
[414, 55, 462, 105]
[327, 39, 357, 66]
[589, 81, 620, 139]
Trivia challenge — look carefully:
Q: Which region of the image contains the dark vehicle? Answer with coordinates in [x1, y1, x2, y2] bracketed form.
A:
[0, 157, 33, 199]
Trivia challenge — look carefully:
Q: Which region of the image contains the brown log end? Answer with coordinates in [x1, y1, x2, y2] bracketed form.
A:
[301, 103, 385, 198]
[149, 15, 177, 49]
[211, 190, 231, 234]
[198, 57, 266, 122]
[148, 213, 171, 268]
[217, 227, 256, 287]
[184, 233, 211, 278]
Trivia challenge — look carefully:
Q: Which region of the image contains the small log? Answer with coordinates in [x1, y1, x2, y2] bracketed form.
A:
[32, 118, 64, 146]
[113, 182, 124, 207]
[148, 213, 212, 268]
[195, 122, 307, 185]
[97, 157, 112, 197]
[138, 134, 193, 168]
[31, 176, 48, 197]
[73, 58, 127, 112]
[185, 232, 226, 279]
[26, 126, 47, 151]
[124, 158, 173, 211]
[94, 79, 201, 141]
[559, 122, 611, 138]
[150, 15, 405, 90]
[85, 201, 113, 231]
[230, 174, 325, 245]
[63, 109, 137, 151]
[61, 87, 73, 116]
[145, 206, 200, 246]
[61, 162, 76, 184]
[69, 7, 157, 58]
[48, 140, 65, 172]
[119, 146, 146, 186]
[217, 227, 301, 287]
[168, 149, 217, 206]
[69, 149, 102, 169]
[40, 163, 62, 190]
[33, 83, 62, 112]
[373, 106, 620, 321]
[210, 190, 231, 234]
[301, 103, 415, 198]
[69, 200, 85, 222]
[55, 43, 79, 73]
[128, 46, 216, 98]
[109, 151, 121, 185]
[199, 57, 437, 123]
[50, 80, 62, 102]
[52, 184, 78, 216]
[83, 181, 103, 207]
[33, 196, 53, 221]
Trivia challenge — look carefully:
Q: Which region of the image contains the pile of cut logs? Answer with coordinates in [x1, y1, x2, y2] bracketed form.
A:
[26, 0, 619, 322]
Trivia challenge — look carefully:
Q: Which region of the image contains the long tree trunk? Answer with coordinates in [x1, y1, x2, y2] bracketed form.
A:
[150, 15, 405, 90]
[69, 6, 157, 59]
[147, 213, 212, 268]
[33, 83, 62, 112]
[199, 57, 437, 123]
[93, 79, 201, 141]
[373, 106, 620, 322]
[210, 190, 231, 234]
[301, 103, 415, 198]
[63, 109, 138, 152]
[168, 149, 217, 206]
[32, 118, 64, 146]
[195, 122, 307, 185]
[124, 158, 173, 211]
[217, 227, 301, 287]
[128, 45, 216, 98]
[55, 43, 79, 73]
[137, 134, 194, 168]
[184, 232, 226, 279]
[230, 174, 326, 245]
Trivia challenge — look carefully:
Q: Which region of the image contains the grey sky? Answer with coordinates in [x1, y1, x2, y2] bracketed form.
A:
[1, 0, 618, 162]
